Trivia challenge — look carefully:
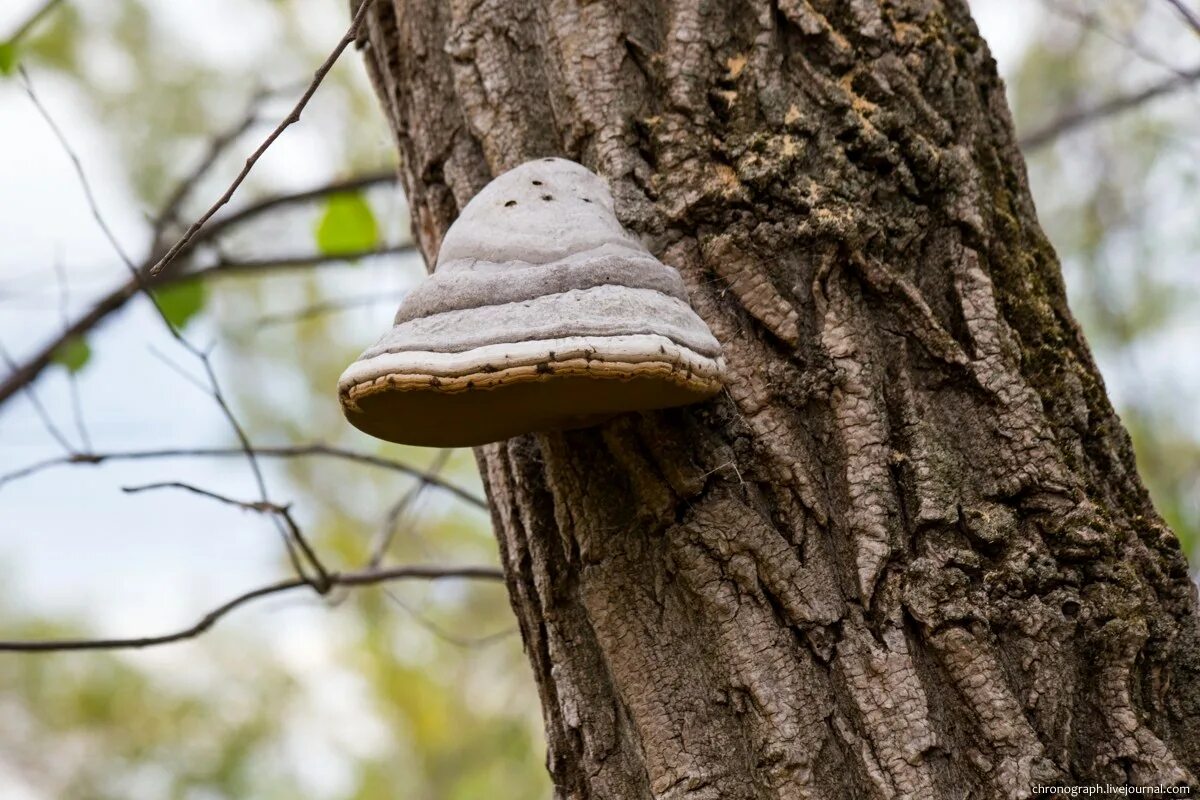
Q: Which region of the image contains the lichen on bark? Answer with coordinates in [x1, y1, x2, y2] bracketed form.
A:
[354, 0, 1200, 796]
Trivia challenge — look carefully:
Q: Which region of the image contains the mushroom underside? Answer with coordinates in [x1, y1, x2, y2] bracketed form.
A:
[340, 333, 723, 447]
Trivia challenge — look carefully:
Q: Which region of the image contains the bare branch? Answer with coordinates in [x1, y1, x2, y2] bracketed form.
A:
[19, 74, 327, 590]
[122, 480, 308, 579]
[145, 344, 212, 395]
[151, 90, 268, 248]
[1021, 64, 1200, 150]
[1164, 0, 1200, 37]
[0, 180, 401, 410]
[380, 586, 517, 648]
[250, 288, 410, 329]
[148, 0, 378, 277]
[0, 564, 504, 653]
[1042, 0, 1192, 76]
[20, 67, 139, 272]
[369, 449, 452, 568]
[0, 445, 488, 510]
[52, 257, 92, 451]
[122, 481, 331, 590]
[122, 480, 284, 514]
[2, 68, 392, 413]
[187, 244, 413, 280]
[0, 341, 74, 453]
[193, 170, 397, 245]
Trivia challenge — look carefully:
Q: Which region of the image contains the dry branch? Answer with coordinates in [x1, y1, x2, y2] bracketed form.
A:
[148, 0, 378, 277]
[0, 197, 403, 409]
[0, 565, 504, 653]
[0, 444, 487, 510]
[1020, 64, 1200, 150]
[122, 481, 331, 587]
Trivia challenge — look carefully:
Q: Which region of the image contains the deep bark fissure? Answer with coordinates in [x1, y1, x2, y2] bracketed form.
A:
[355, 0, 1200, 796]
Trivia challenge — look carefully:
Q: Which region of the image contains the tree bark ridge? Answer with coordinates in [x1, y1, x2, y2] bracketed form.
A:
[356, 0, 1200, 796]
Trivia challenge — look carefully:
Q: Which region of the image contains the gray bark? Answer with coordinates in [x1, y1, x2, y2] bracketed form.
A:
[354, 1, 1200, 796]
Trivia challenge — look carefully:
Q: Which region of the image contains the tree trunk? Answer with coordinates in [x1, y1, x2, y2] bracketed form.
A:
[354, 1, 1200, 796]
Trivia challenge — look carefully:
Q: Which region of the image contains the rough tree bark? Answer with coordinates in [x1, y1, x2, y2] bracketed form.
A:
[354, 1, 1200, 796]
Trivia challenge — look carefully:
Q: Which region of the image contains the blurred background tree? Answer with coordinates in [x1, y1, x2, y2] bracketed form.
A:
[0, 0, 1194, 797]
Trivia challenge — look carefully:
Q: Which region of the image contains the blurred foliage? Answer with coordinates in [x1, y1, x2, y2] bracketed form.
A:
[0, 40, 18, 75]
[0, 0, 1197, 797]
[0, 601, 306, 799]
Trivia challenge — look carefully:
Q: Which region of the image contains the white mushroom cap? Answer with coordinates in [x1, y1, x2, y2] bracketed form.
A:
[339, 158, 726, 447]
[435, 157, 642, 270]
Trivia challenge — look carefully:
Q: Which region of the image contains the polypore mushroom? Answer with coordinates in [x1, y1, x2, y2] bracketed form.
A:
[337, 157, 725, 447]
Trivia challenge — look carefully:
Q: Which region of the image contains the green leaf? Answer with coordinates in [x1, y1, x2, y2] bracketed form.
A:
[154, 280, 206, 330]
[313, 191, 379, 257]
[25, 4, 83, 75]
[51, 336, 91, 374]
[0, 41, 19, 76]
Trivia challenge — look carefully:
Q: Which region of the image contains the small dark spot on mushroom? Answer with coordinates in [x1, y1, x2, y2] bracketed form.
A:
[541, 194, 554, 201]
[532, 180, 543, 186]
[536, 362, 553, 374]
[481, 364, 498, 373]
[504, 200, 517, 207]
[543, 158, 554, 162]
[582, 197, 592, 203]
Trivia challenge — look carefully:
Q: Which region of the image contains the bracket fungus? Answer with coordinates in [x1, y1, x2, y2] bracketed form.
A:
[338, 158, 726, 447]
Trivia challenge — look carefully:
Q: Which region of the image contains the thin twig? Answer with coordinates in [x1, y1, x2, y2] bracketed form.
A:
[251, 288, 410, 329]
[381, 587, 516, 649]
[145, 343, 211, 394]
[1164, 0, 1200, 37]
[186, 245, 412, 280]
[124, 481, 308, 580]
[369, 450, 452, 568]
[0, 341, 74, 453]
[276, 504, 331, 590]
[20, 70, 321, 586]
[188, 171, 396, 248]
[0, 176, 398, 410]
[149, 0, 378, 277]
[122, 481, 329, 589]
[52, 256, 92, 451]
[21, 67, 187, 346]
[123, 480, 280, 511]
[20, 67, 139, 273]
[151, 91, 268, 248]
[0, 445, 487, 509]
[0, 565, 504, 652]
[1021, 64, 1200, 150]
[1042, 0, 1191, 76]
